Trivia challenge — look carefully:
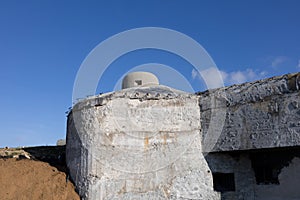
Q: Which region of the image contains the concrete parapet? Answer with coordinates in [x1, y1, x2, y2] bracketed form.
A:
[66, 85, 219, 199]
[199, 72, 300, 152]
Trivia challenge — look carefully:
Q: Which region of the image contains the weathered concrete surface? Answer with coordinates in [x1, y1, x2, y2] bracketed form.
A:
[67, 86, 219, 200]
[199, 72, 300, 152]
[255, 157, 300, 200]
[205, 153, 256, 200]
[206, 148, 300, 200]
[122, 71, 159, 89]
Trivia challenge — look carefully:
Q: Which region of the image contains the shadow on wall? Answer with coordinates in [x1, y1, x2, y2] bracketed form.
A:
[23, 146, 67, 173]
[254, 157, 300, 200]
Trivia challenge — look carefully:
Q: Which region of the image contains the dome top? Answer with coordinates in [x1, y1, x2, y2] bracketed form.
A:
[122, 71, 159, 89]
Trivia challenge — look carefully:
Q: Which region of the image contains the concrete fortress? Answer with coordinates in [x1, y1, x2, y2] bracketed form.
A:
[66, 71, 219, 199]
[66, 72, 300, 200]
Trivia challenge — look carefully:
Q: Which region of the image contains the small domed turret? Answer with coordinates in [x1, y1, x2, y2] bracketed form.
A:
[122, 71, 159, 89]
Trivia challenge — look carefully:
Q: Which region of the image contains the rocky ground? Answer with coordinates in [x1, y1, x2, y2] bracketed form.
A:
[0, 146, 80, 200]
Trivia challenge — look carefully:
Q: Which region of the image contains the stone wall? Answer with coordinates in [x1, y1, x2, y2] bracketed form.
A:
[205, 147, 300, 200]
[66, 72, 300, 199]
[199, 72, 300, 152]
[254, 157, 300, 200]
[205, 152, 256, 200]
[66, 86, 219, 199]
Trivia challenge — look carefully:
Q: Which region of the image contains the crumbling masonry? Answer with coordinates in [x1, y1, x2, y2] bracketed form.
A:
[66, 72, 300, 200]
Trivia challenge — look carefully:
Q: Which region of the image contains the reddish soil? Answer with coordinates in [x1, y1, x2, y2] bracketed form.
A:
[0, 158, 80, 200]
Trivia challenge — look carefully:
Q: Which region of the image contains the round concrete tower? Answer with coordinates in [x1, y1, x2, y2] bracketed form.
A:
[122, 71, 159, 89]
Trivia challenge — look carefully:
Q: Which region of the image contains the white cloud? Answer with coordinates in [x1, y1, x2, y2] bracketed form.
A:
[227, 68, 262, 85]
[226, 68, 267, 85]
[259, 71, 267, 76]
[271, 56, 288, 68]
[199, 68, 226, 89]
[229, 71, 247, 84]
[298, 60, 300, 69]
[192, 68, 267, 88]
[191, 68, 200, 80]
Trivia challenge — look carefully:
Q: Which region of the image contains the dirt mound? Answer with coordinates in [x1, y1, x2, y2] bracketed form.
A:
[0, 158, 80, 200]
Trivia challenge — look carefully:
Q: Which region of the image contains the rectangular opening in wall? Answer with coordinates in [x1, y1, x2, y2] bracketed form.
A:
[252, 164, 280, 184]
[212, 173, 235, 192]
[134, 80, 142, 86]
[250, 149, 300, 185]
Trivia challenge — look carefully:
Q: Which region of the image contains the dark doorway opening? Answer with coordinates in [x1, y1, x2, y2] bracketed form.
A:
[212, 172, 235, 192]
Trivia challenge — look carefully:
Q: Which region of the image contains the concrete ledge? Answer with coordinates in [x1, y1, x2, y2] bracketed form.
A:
[199, 72, 300, 152]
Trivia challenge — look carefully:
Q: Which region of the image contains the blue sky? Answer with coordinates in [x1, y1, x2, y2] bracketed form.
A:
[0, 1, 299, 147]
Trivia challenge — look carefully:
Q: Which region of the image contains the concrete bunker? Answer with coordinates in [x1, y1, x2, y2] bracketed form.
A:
[66, 72, 219, 199]
[66, 72, 300, 200]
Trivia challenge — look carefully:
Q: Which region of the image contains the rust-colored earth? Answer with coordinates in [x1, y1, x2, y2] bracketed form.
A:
[0, 146, 80, 200]
[0, 158, 80, 200]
